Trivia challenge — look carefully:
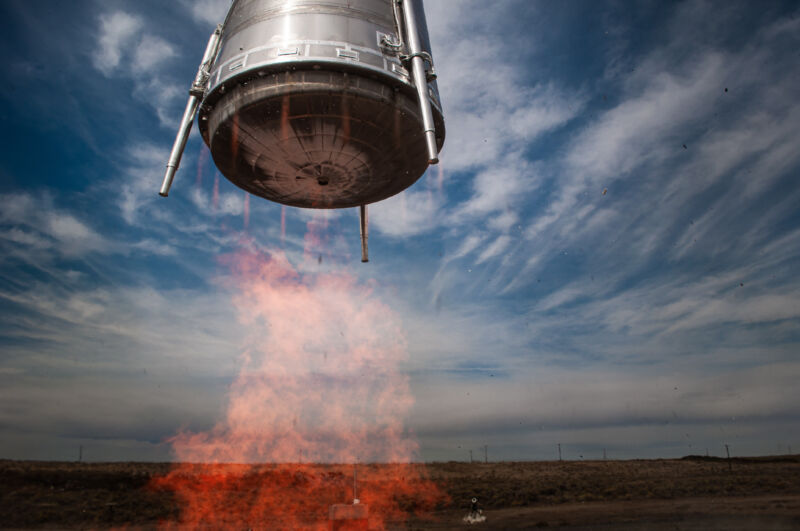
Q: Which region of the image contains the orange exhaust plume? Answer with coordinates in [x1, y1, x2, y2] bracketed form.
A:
[243, 192, 250, 230]
[196, 146, 209, 188]
[303, 211, 331, 263]
[212, 174, 220, 212]
[152, 248, 444, 529]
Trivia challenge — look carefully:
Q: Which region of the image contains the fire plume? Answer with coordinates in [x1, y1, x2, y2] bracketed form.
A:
[152, 248, 443, 529]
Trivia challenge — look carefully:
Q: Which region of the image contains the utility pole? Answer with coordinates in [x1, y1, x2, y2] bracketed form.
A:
[603, 448, 607, 460]
[484, 445, 488, 464]
[78, 445, 83, 462]
[469, 450, 473, 463]
[725, 444, 731, 471]
[558, 443, 562, 462]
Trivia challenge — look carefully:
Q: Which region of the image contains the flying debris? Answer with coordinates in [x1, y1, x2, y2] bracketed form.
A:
[160, 0, 446, 262]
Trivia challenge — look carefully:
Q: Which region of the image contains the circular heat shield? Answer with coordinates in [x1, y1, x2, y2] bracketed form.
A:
[203, 70, 444, 209]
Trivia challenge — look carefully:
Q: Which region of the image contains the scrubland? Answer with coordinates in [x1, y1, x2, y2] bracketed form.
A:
[1, 456, 798, 529]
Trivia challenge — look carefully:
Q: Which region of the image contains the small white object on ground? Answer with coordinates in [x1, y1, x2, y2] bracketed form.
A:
[463, 510, 486, 524]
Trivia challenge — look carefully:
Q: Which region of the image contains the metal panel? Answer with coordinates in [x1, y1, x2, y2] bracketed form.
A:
[208, 0, 403, 91]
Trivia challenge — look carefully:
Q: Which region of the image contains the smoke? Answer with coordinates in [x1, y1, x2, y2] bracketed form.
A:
[152, 246, 443, 528]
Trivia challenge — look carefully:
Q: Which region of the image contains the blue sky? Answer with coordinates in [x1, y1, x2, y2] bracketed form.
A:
[1, 0, 799, 462]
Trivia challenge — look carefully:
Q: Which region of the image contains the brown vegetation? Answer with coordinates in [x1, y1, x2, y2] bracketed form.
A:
[429, 455, 800, 510]
[0, 456, 799, 529]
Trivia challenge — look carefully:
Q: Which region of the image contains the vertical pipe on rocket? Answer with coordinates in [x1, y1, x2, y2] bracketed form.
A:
[159, 25, 223, 197]
[160, 97, 200, 197]
[400, 0, 439, 164]
[414, 56, 439, 164]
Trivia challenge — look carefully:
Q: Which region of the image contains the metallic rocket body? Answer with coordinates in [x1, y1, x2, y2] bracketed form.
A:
[161, 0, 444, 211]
[160, 0, 445, 260]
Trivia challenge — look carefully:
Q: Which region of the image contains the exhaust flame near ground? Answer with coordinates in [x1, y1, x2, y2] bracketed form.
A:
[152, 238, 443, 529]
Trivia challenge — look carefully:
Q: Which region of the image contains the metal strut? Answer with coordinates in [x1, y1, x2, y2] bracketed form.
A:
[399, 0, 439, 164]
[359, 205, 369, 263]
[159, 25, 223, 197]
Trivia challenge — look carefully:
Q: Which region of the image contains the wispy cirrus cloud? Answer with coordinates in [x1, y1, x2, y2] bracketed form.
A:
[180, 0, 231, 27]
[370, 1, 584, 242]
[0, 193, 114, 259]
[92, 11, 143, 75]
[91, 10, 183, 127]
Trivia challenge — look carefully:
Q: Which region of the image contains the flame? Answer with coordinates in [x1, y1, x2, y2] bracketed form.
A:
[152, 246, 443, 529]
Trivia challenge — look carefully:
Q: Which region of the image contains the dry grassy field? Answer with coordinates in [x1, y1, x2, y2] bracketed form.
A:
[1, 456, 799, 529]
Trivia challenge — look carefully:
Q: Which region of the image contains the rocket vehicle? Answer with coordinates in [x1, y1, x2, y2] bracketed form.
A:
[159, 0, 446, 261]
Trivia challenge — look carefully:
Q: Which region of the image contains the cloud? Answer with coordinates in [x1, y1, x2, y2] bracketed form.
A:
[0, 277, 243, 460]
[0, 193, 113, 258]
[118, 142, 171, 225]
[132, 35, 177, 73]
[182, 0, 231, 26]
[92, 12, 143, 75]
[218, 191, 245, 216]
[370, 188, 443, 238]
[399, 277, 800, 459]
[91, 10, 182, 127]
[435, 42, 583, 174]
[451, 233, 485, 260]
[475, 235, 511, 265]
[410, 362, 800, 437]
[568, 54, 724, 181]
[487, 1, 800, 299]
[450, 156, 538, 221]
[0, 190, 196, 266]
[486, 210, 519, 232]
[44, 212, 110, 256]
[410, 1, 586, 261]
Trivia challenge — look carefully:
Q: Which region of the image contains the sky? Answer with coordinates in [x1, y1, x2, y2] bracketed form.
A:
[0, 0, 799, 463]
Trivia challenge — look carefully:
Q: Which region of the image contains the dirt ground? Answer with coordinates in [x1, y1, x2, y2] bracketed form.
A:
[401, 495, 800, 530]
[1, 456, 799, 529]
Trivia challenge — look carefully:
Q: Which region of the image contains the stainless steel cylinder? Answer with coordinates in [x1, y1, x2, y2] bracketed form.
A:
[197, 0, 445, 209]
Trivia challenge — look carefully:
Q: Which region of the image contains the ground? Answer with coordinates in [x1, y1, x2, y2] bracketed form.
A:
[1, 456, 799, 529]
